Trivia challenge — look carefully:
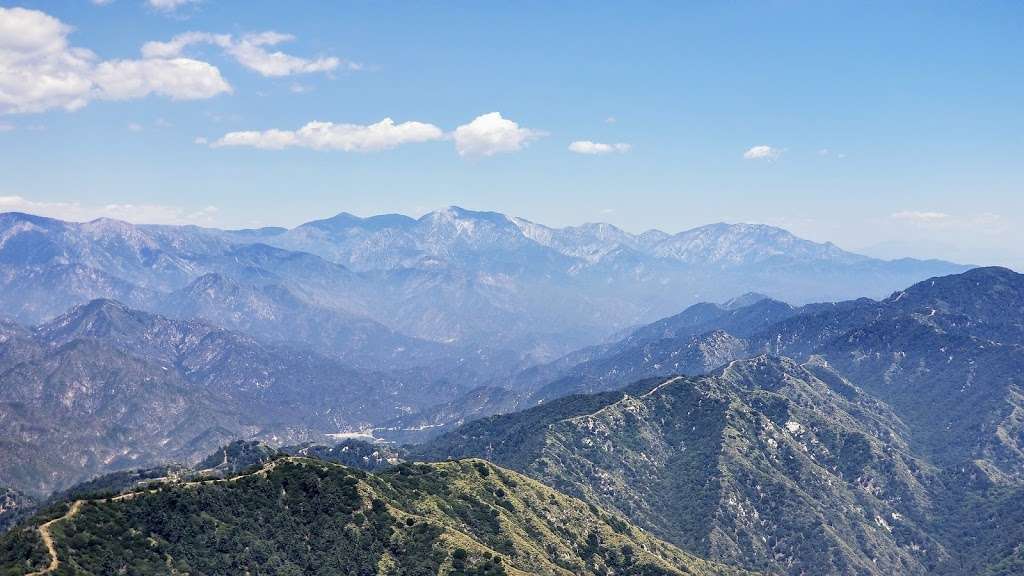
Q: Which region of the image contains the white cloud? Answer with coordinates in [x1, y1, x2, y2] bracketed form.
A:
[193, 136, 208, 144]
[142, 30, 353, 77]
[93, 57, 230, 100]
[605, 116, 617, 124]
[127, 122, 143, 132]
[0, 7, 230, 114]
[91, 0, 115, 5]
[0, 195, 219, 225]
[225, 32, 341, 77]
[743, 145, 781, 160]
[211, 118, 444, 151]
[146, 0, 198, 12]
[891, 211, 951, 223]
[0, 123, 13, 131]
[568, 140, 631, 155]
[453, 112, 544, 157]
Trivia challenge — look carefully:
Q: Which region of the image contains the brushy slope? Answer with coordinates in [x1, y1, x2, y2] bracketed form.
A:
[0, 457, 749, 575]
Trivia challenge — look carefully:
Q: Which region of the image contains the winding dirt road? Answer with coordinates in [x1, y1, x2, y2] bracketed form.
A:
[25, 500, 82, 576]
[24, 457, 289, 575]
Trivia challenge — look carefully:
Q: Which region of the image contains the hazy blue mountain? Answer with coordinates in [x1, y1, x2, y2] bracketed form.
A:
[373, 385, 525, 444]
[0, 300, 470, 496]
[157, 272, 454, 370]
[0, 208, 970, 367]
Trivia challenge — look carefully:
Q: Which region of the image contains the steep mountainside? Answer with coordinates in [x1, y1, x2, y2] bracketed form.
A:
[0, 489, 33, 533]
[480, 268, 1024, 479]
[157, 272, 456, 370]
[748, 267, 1024, 479]
[409, 268, 1024, 574]
[0, 300, 466, 496]
[0, 457, 747, 576]
[413, 357, 946, 575]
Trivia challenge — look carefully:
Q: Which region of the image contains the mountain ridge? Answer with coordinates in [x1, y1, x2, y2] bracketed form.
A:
[0, 453, 748, 576]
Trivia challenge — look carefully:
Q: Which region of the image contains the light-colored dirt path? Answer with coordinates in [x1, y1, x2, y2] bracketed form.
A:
[25, 499, 83, 576]
[24, 457, 290, 574]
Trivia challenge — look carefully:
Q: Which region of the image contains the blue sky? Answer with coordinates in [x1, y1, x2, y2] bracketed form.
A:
[1, 1, 1022, 267]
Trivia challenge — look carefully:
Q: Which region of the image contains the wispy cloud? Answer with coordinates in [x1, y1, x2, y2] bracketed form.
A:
[817, 148, 847, 159]
[890, 211, 950, 223]
[743, 145, 782, 160]
[146, 0, 199, 12]
[211, 118, 444, 151]
[0, 195, 219, 225]
[142, 31, 356, 77]
[889, 210, 1006, 235]
[568, 140, 631, 155]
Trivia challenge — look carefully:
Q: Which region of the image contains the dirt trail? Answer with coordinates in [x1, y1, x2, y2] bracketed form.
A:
[25, 457, 289, 574]
[25, 500, 83, 576]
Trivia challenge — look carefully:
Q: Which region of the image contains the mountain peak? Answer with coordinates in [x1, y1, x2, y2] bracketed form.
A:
[38, 298, 147, 342]
[0, 211, 64, 227]
[423, 205, 513, 225]
[721, 291, 774, 310]
[885, 266, 1022, 322]
[717, 353, 806, 390]
[301, 211, 417, 232]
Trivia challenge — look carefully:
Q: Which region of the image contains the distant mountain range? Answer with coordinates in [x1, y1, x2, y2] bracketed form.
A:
[0, 208, 969, 367]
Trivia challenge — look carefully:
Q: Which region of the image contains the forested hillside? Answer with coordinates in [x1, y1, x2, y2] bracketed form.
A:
[0, 456, 747, 576]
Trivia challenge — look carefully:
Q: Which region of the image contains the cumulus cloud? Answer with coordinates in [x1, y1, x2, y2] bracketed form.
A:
[0, 195, 219, 225]
[568, 140, 631, 155]
[0, 7, 230, 114]
[211, 118, 444, 151]
[453, 112, 544, 157]
[743, 145, 781, 160]
[210, 112, 544, 157]
[142, 30, 352, 77]
[93, 57, 230, 100]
